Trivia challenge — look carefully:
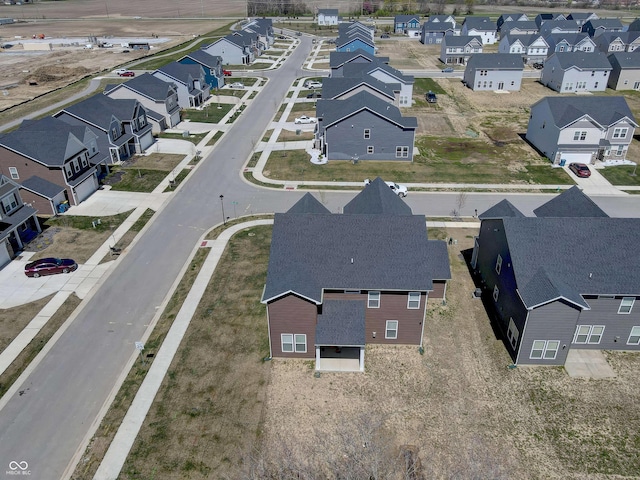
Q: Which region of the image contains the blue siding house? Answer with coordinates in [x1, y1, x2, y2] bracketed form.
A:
[336, 33, 375, 55]
[394, 15, 421, 36]
[179, 49, 224, 89]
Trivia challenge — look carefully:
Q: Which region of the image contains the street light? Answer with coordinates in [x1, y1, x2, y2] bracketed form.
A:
[220, 194, 226, 225]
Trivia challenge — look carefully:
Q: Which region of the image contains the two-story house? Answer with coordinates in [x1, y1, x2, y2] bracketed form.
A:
[496, 13, 529, 31]
[317, 8, 339, 26]
[321, 73, 399, 106]
[526, 96, 638, 165]
[539, 19, 581, 37]
[440, 35, 483, 65]
[463, 53, 524, 91]
[545, 33, 596, 54]
[461, 17, 497, 45]
[394, 14, 421, 37]
[202, 34, 253, 65]
[499, 34, 549, 64]
[567, 12, 599, 27]
[243, 17, 274, 50]
[428, 14, 457, 29]
[261, 178, 450, 372]
[0, 117, 105, 214]
[594, 31, 640, 54]
[420, 21, 455, 45]
[103, 73, 181, 133]
[0, 175, 40, 267]
[535, 13, 567, 29]
[340, 62, 414, 107]
[541, 51, 612, 93]
[152, 62, 210, 109]
[497, 20, 539, 39]
[329, 49, 389, 77]
[607, 52, 640, 90]
[178, 49, 225, 89]
[582, 18, 624, 37]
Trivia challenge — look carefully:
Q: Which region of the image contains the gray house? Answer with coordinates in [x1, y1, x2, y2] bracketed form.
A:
[461, 17, 497, 45]
[341, 62, 414, 107]
[321, 74, 399, 106]
[498, 34, 548, 64]
[104, 73, 181, 133]
[463, 54, 524, 91]
[567, 12, 599, 27]
[420, 21, 455, 45]
[202, 34, 253, 65]
[243, 18, 274, 50]
[594, 31, 640, 54]
[472, 190, 640, 366]
[261, 180, 450, 372]
[496, 13, 529, 30]
[607, 52, 640, 90]
[539, 19, 581, 37]
[440, 35, 483, 65]
[526, 96, 638, 165]
[329, 49, 389, 77]
[498, 20, 539, 39]
[152, 62, 210, 109]
[582, 18, 624, 37]
[545, 32, 596, 54]
[315, 91, 417, 161]
[541, 52, 611, 93]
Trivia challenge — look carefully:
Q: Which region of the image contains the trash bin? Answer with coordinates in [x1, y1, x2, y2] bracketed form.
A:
[559, 159, 566, 167]
[182, 130, 190, 138]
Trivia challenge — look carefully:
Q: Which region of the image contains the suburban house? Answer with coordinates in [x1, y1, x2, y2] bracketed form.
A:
[428, 14, 456, 28]
[394, 14, 421, 36]
[339, 21, 374, 41]
[582, 18, 624, 37]
[317, 8, 339, 26]
[329, 49, 389, 77]
[545, 33, 596, 53]
[540, 52, 612, 93]
[525, 96, 638, 165]
[242, 17, 274, 50]
[496, 13, 529, 30]
[314, 91, 417, 161]
[497, 20, 539, 38]
[499, 34, 549, 65]
[230, 30, 261, 57]
[336, 31, 375, 55]
[321, 74, 399, 105]
[535, 13, 567, 29]
[420, 21, 455, 44]
[440, 35, 483, 65]
[103, 73, 181, 133]
[471, 189, 640, 366]
[594, 31, 640, 54]
[567, 12, 599, 27]
[152, 62, 210, 109]
[55, 94, 154, 165]
[539, 19, 581, 37]
[607, 52, 640, 90]
[202, 34, 253, 65]
[0, 117, 105, 214]
[0, 175, 40, 267]
[261, 179, 451, 371]
[463, 53, 524, 91]
[461, 17, 497, 45]
[341, 61, 414, 107]
[178, 49, 225, 89]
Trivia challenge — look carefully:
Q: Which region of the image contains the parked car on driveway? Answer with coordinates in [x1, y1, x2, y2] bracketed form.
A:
[304, 80, 322, 90]
[229, 82, 244, 89]
[294, 115, 317, 124]
[569, 162, 591, 178]
[442, 67, 454, 73]
[25, 257, 78, 278]
[364, 178, 408, 197]
[117, 70, 135, 77]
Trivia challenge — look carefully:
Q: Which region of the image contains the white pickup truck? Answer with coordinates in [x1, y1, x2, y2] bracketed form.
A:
[364, 178, 408, 197]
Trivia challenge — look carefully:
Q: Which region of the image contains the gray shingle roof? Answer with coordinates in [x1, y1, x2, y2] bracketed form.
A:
[499, 20, 539, 33]
[479, 199, 525, 219]
[395, 15, 420, 23]
[444, 35, 482, 47]
[108, 72, 175, 101]
[533, 95, 637, 129]
[551, 51, 612, 70]
[180, 49, 222, 69]
[502, 217, 640, 308]
[545, 32, 591, 47]
[463, 16, 494, 30]
[319, 8, 338, 15]
[60, 94, 138, 130]
[329, 49, 388, 68]
[155, 61, 203, 86]
[585, 18, 624, 30]
[466, 53, 524, 70]
[336, 31, 374, 49]
[427, 240, 452, 280]
[321, 74, 398, 100]
[342, 62, 414, 84]
[533, 186, 608, 218]
[343, 177, 413, 215]
[422, 21, 455, 32]
[287, 193, 331, 214]
[608, 51, 640, 69]
[316, 300, 366, 345]
[20, 175, 65, 198]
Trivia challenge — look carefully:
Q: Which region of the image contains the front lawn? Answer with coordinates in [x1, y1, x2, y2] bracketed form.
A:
[182, 104, 233, 123]
[598, 165, 640, 186]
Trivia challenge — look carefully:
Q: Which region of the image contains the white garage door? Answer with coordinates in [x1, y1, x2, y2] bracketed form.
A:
[140, 131, 154, 152]
[560, 152, 592, 165]
[0, 242, 11, 269]
[75, 175, 98, 203]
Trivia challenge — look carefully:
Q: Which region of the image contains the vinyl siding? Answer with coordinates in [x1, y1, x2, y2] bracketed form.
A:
[575, 296, 640, 350]
[267, 294, 316, 358]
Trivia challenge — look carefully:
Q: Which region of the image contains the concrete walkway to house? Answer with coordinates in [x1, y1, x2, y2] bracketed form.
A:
[564, 349, 617, 379]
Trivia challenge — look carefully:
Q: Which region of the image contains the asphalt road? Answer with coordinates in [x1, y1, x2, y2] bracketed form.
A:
[1, 33, 640, 480]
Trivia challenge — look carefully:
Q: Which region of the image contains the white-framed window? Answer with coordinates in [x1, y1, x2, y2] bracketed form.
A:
[368, 291, 380, 308]
[493, 285, 499, 302]
[1, 193, 18, 214]
[281, 334, 293, 352]
[407, 292, 420, 309]
[65, 164, 73, 178]
[294, 334, 307, 353]
[627, 326, 640, 345]
[618, 297, 635, 314]
[8, 167, 18, 180]
[615, 145, 624, 156]
[385, 320, 398, 339]
[367, 146, 374, 154]
[507, 318, 519, 349]
[530, 340, 560, 360]
[495, 254, 503, 275]
[396, 146, 409, 158]
[613, 127, 628, 139]
[573, 325, 605, 344]
[364, 128, 371, 139]
[573, 130, 587, 141]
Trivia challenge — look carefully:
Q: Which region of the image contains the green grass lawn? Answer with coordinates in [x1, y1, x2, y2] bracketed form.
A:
[158, 131, 208, 145]
[598, 165, 640, 186]
[413, 78, 447, 95]
[107, 168, 168, 192]
[182, 104, 233, 123]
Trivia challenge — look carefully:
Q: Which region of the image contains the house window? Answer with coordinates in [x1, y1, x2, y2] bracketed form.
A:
[495, 254, 502, 274]
[530, 340, 560, 360]
[1, 193, 18, 213]
[627, 326, 640, 345]
[407, 292, 420, 309]
[618, 297, 635, 314]
[616, 145, 624, 156]
[8, 167, 18, 180]
[368, 291, 380, 308]
[396, 146, 409, 158]
[493, 285, 499, 302]
[573, 131, 587, 141]
[281, 334, 294, 352]
[81, 156, 88, 168]
[364, 128, 371, 139]
[385, 320, 398, 339]
[507, 318, 519, 350]
[573, 325, 605, 344]
[65, 165, 73, 178]
[613, 127, 628, 139]
[294, 334, 307, 353]
[367, 146, 374, 154]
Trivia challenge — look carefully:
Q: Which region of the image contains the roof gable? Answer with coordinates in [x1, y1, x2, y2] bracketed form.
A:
[287, 193, 331, 214]
[533, 186, 609, 218]
[343, 177, 412, 215]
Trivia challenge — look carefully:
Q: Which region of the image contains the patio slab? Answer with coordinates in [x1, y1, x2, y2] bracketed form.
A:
[565, 349, 616, 379]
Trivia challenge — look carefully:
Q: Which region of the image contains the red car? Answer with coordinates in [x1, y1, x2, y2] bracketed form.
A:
[223, 69, 232, 76]
[25, 257, 78, 278]
[118, 71, 135, 77]
[569, 162, 591, 178]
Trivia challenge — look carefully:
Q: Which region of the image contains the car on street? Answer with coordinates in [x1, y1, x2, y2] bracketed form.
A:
[121, 49, 130, 53]
[278, 35, 287, 39]
[113, 68, 128, 75]
[364, 178, 408, 197]
[229, 82, 244, 89]
[24, 257, 78, 278]
[223, 69, 232, 76]
[442, 67, 454, 73]
[118, 70, 135, 77]
[380, 33, 390, 38]
[307, 92, 322, 99]
[296, 31, 302, 36]
[304, 80, 322, 89]
[569, 162, 591, 178]
[294, 115, 317, 124]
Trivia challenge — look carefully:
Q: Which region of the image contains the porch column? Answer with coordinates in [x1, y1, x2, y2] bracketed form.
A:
[315, 347, 321, 371]
[359, 347, 365, 372]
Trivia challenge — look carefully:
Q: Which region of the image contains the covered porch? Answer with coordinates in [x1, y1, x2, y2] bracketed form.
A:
[315, 299, 366, 373]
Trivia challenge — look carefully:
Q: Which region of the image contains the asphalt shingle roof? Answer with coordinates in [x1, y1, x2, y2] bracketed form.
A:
[287, 193, 331, 214]
[463, 16, 495, 30]
[533, 186, 609, 218]
[466, 53, 524, 70]
[155, 61, 203, 86]
[545, 32, 592, 47]
[343, 177, 412, 215]
[180, 49, 222, 69]
[534, 95, 637, 129]
[444, 35, 482, 47]
[422, 21, 455, 32]
[551, 51, 612, 70]
[20, 175, 65, 198]
[315, 300, 366, 345]
[499, 20, 539, 33]
[479, 199, 525, 219]
[321, 74, 398, 100]
[329, 49, 388, 68]
[342, 62, 414, 83]
[108, 72, 175, 101]
[608, 51, 640, 69]
[61, 94, 138, 130]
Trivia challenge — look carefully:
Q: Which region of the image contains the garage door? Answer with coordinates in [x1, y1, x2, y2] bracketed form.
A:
[560, 152, 593, 165]
[139, 131, 154, 152]
[0, 242, 10, 269]
[74, 175, 98, 203]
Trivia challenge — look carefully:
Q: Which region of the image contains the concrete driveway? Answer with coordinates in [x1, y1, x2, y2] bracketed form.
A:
[564, 164, 622, 195]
